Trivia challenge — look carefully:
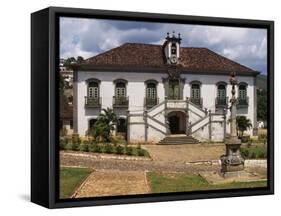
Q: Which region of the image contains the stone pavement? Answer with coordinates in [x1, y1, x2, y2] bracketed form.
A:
[72, 170, 150, 198]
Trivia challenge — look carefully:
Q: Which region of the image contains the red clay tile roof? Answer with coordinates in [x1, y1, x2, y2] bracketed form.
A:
[82, 43, 258, 74]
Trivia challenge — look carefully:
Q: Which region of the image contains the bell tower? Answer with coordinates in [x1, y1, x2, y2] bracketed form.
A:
[163, 31, 182, 65]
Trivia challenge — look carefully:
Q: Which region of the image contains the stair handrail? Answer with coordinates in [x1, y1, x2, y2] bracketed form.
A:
[146, 100, 165, 113]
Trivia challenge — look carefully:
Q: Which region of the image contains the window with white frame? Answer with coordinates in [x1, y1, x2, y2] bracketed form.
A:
[88, 81, 99, 98]
[239, 84, 247, 99]
[115, 82, 126, 98]
[217, 84, 226, 99]
[146, 83, 156, 99]
[191, 83, 200, 99]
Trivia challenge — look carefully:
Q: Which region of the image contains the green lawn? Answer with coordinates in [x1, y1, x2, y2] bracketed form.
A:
[147, 172, 267, 193]
[60, 167, 92, 199]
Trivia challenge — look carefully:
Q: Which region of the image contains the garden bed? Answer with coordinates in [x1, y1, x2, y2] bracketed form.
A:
[240, 145, 267, 159]
[60, 137, 150, 158]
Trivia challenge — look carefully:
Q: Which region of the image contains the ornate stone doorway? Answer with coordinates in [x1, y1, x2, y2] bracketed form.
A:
[167, 111, 187, 134]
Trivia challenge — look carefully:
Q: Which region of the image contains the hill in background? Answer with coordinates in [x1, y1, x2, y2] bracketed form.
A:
[256, 74, 267, 91]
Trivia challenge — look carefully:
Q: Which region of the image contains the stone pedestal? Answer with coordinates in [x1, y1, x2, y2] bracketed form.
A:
[220, 137, 245, 177]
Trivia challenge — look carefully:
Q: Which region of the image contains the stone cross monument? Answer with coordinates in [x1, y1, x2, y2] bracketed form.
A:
[220, 72, 245, 177]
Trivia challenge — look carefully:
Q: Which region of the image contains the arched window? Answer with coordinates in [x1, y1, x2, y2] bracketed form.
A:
[191, 84, 200, 99]
[85, 79, 101, 107]
[239, 84, 247, 99]
[238, 83, 248, 107]
[190, 81, 202, 107]
[113, 79, 128, 107]
[88, 81, 99, 98]
[217, 84, 226, 99]
[145, 80, 158, 108]
[216, 82, 227, 107]
[115, 82, 126, 98]
[146, 83, 156, 99]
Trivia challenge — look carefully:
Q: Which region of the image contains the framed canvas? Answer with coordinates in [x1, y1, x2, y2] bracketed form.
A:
[31, 6, 274, 208]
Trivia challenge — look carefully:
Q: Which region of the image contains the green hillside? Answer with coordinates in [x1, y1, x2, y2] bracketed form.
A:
[256, 74, 267, 90]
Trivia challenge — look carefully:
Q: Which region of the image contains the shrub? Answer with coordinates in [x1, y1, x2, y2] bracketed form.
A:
[71, 142, 79, 151]
[250, 151, 257, 159]
[137, 148, 146, 156]
[241, 146, 267, 159]
[72, 133, 81, 144]
[258, 133, 267, 145]
[241, 148, 249, 158]
[125, 146, 133, 155]
[94, 144, 102, 153]
[103, 144, 114, 154]
[79, 140, 89, 152]
[59, 137, 68, 150]
[116, 145, 124, 155]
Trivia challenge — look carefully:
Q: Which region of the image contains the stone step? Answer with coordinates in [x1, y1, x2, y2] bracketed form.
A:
[158, 135, 199, 145]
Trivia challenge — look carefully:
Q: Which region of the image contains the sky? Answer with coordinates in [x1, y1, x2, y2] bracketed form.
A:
[60, 17, 267, 74]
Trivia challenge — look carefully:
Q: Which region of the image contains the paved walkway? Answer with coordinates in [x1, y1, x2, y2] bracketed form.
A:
[143, 144, 225, 162]
[73, 170, 150, 198]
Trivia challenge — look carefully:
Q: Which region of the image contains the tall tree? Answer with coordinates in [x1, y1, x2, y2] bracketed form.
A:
[257, 89, 267, 121]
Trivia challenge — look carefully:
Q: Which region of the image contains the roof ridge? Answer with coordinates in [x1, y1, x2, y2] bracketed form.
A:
[85, 43, 129, 61]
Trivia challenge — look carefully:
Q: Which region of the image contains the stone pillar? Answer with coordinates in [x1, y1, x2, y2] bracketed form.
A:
[126, 110, 130, 143]
[164, 96, 170, 134]
[223, 108, 227, 141]
[208, 109, 212, 141]
[144, 110, 148, 143]
[220, 72, 245, 177]
[185, 97, 189, 135]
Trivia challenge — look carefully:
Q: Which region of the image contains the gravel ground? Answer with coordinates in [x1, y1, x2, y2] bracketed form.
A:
[143, 144, 225, 162]
[60, 152, 220, 173]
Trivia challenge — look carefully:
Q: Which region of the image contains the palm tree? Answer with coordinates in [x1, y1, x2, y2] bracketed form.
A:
[236, 116, 252, 137]
[89, 108, 118, 142]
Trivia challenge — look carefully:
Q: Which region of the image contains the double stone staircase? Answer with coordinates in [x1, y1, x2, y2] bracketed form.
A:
[142, 97, 224, 145]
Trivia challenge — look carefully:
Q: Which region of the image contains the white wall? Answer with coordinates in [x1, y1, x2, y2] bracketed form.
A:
[77, 71, 256, 137]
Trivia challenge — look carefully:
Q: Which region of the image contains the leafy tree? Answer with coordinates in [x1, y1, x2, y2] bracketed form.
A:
[257, 89, 267, 121]
[88, 108, 118, 142]
[236, 116, 252, 137]
[77, 56, 84, 63]
[63, 57, 76, 68]
[63, 56, 84, 69]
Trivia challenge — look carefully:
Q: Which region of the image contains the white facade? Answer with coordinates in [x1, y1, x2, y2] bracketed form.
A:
[73, 71, 257, 143]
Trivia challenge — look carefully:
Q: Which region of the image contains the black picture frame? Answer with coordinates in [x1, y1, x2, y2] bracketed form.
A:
[31, 6, 274, 209]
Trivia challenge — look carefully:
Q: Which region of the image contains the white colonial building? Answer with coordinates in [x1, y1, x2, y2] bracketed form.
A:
[72, 32, 258, 144]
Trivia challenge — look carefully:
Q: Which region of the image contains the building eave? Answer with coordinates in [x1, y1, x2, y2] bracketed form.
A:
[73, 64, 260, 76]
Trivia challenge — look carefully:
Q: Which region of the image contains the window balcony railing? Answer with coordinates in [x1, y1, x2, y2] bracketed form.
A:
[190, 97, 203, 108]
[237, 96, 249, 108]
[85, 96, 101, 108]
[113, 96, 129, 108]
[215, 97, 228, 108]
[145, 97, 159, 109]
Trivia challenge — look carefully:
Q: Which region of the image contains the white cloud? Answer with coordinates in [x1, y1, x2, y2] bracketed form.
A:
[60, 17, 267, 73]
